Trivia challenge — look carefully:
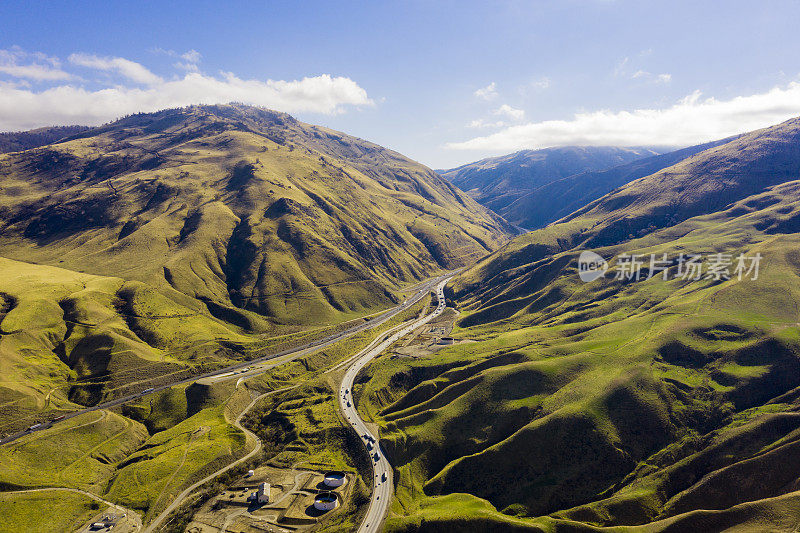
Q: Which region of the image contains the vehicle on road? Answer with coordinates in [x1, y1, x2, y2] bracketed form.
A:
[141, 387, 155, 394]
[381, 472, 387, 482]
[51, 415, 65, 421]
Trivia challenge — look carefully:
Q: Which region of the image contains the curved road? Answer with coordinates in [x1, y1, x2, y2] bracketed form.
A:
[0, 274, 453, 446]
[142, 386, 290, 533]
[139, 273, 453, 531]
[339, 276, 452, 533]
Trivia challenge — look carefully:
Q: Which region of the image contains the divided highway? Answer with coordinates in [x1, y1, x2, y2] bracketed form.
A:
[0, 273, 454, 446]
[339, 276, 452, 533]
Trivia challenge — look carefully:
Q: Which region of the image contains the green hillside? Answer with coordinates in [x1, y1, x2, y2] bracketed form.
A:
[354, 117, 800, 531]
[0, 105, 512, 435]
[0, 104, 511, 329]
[0, 257, 258, 436]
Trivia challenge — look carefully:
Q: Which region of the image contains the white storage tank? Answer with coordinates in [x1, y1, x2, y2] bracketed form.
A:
[314, 492, 338, 511]
[323, 471, 347, 488]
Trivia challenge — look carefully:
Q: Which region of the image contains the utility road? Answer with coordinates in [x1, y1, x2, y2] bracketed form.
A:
[0, 273, 453, 446]
[339, 276, 452, 533]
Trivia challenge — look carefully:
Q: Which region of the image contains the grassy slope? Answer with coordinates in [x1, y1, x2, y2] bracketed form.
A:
[105, 401, 246, 518]
[0, 257, 256, 435]
[0, 410, 148, 492]
[0, 285, 432, 531]
[0, 104, 510, 329]
[356, 119, 800, 531]
[0, 490, 100, 533]
[0, 125, 90, 154]
[0, 105, 511, 528]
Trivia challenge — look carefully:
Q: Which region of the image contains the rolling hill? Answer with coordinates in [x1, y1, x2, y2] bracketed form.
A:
[355, 116, 800, 532]
[0, 104, 512, 433]
[438, 146, 663, 223]
[0, 104, 511, 328]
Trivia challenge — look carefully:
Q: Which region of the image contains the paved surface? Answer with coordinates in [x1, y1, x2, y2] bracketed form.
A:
[0, 274, 453, 446]
[339, 276, 452, 533]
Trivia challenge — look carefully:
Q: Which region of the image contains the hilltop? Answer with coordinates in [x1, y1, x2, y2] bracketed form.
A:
[0, 125, 91, 154]
[0, 104, 511, 328]
[501, 138, 734, 229]
[438, 146, 663, 224]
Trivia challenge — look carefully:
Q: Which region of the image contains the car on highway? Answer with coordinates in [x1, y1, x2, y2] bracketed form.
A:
[27, 423, 42, 431]
[142, 387, 155, 394]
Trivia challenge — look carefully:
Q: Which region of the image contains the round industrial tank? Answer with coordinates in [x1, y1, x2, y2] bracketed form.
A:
[314, 492, 338, 511]
[323, 471, 347, 488]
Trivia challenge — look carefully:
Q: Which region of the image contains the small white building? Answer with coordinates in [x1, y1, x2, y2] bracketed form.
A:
[256, 482, 270, 503]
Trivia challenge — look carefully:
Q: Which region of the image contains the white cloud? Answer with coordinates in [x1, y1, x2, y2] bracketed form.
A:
[468, 118, 506, 129]
[446, 82, 800, 151]
[494, 104, 525, 120]
[632, 69, 672, 83]
[0, 48, 374, 131]
[0, 48, 73, 81]
[69, 53, 163, 85]
[153, 48, 202, 72]
[474, 82, 498, 100]
[530, 77, 550, 90]
[181, 49, 201, 64]
[613, 57, 629, 77]
[0, 63, 73, 81]
[614, 55, 671, 84]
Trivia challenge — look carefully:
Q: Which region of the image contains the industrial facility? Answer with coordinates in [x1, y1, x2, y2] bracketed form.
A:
[248, 482, 270, 504]
[313, 492, 338, 511]
[323, 471, 347, 488]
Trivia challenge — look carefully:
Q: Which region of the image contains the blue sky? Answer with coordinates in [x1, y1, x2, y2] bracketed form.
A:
[1, 0, 800, 168]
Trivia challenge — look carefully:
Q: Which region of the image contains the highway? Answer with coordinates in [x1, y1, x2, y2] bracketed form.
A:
[339, 275, 452, 533]
[0, 273, 454, 446]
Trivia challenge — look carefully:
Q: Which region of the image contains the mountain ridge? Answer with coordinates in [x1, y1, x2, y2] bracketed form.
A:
[438, 145, 665, 218]
[0, 104, 512, 329]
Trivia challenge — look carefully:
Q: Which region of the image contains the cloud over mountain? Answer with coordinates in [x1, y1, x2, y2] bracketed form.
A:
[447, 81, 800, 152]
[0, 47, 373, 131]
